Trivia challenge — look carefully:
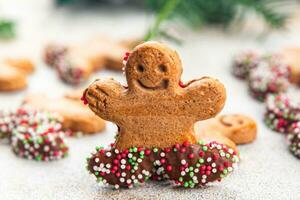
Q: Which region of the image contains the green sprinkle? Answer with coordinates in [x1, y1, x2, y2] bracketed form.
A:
[202, 146, 208, 151]
[97, 177, 103, 182]
[198, 140, 205, 145]
[153, 148, 158, 153]
[223, 169, 228, 174]
[139, 151, 144, 156]
[196, 163, 201, 167]
[189, 172, 194, 177]
[184, 182, 189, 188]
[179, 177, 183, 182]
[226, 154, 230, 158]
[133, 147, 138, 152]
[199, 158, 204, 163]
[94, 172, 99, 176]
[189, 167, 194, 171]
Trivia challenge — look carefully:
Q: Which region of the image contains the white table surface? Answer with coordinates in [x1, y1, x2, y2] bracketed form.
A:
[1, 1, 300, 199]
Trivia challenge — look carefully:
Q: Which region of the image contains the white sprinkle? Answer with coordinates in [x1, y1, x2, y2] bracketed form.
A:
[181, 160, 186, 165]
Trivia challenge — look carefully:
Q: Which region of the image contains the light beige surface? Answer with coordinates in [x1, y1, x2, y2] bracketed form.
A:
[1, 1, 300, 200]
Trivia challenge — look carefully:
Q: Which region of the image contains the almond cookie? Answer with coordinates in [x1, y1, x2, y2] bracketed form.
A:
[44, 36, 136, 85]
[195, 114, 257, 145]
[0, 63, 27, 91]
[23, 93, 105, 135]
[85, 42, 238, 188]
[85, 42, 226, 150]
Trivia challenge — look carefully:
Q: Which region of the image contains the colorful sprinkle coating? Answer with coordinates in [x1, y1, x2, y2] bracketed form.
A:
[86, 141, 239, 189]
[0, 107, 69, 161]
[232, 51, 260, 79]
[44, 44, 68, 66]
[264, 93, 300, 134]
[248, 57, 290, 102]
[55, 54, 85, 85]
[287, 131, 300, 159]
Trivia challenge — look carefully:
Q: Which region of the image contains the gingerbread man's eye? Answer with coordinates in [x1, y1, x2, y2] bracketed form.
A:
[158, 65, 167, 73]
[137, 65, 144, 72]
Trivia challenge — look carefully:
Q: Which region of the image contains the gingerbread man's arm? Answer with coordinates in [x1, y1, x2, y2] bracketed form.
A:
[179, 77, 226, 122]
[85, 78, 125, 122]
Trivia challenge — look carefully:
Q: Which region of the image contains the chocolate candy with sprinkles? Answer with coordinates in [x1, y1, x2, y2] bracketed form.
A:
[232, 51, 260, 79]
[0, 107, 68, 161]
[248, 56, 290, 102]
[87, 145, 154, 189]
[264, 93, 300, 134]
[158, 141, 239, 188]
[287, 131, 300, 159]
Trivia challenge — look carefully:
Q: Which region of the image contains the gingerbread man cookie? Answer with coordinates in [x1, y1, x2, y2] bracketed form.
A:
[0, 58, 35, 92]
[85, 42, 239, 188]
[195, 114, 257, 145]
[85, 42, 226, 150]
[23, 93, 105, 135]
[44, 36, 140, 85]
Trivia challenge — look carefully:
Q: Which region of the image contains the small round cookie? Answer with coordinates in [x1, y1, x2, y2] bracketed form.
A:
[232, 51, 260, 79]
[248, 57, 290, 101]
[9, 108, 68, 161]
[265, 93, 300, 133]
[0, 64, 27, 92]
[287, 132, 300, 158]
[4, 58, 35, 74]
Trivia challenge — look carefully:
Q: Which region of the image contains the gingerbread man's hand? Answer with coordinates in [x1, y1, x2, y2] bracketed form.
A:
[181, 77, 226, 121]
[85, 78, 124, 122]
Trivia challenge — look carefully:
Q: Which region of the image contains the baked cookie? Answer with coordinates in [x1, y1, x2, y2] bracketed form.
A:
[264, 93, 300, 134]
[23, 93, 106, 135]
[85, 42, 239, 188]
[4, 58, 35, 74]
[195, 114, 257, 145]
[0, 63, 27, 92]
[44, 36, 137, 85]
[248, 56, 290, 101]
[281, 47, 300, 85]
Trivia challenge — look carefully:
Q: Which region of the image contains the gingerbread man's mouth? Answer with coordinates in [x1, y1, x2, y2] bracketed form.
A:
[137, 79, 169, 90]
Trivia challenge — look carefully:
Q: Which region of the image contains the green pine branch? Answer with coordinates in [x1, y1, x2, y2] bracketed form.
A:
[0, 19, 15, 39]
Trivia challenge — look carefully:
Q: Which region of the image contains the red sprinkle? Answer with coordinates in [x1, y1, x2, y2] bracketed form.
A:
[81, 89, 89, 105]
[166, 165, 172, 171]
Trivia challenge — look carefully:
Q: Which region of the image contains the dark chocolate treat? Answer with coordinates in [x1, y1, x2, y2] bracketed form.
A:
[232, 51, 259, 79]
[287, 132, 300, 159]
[248, 58, 290, 102]
[87, 141, 239, 189]
[44, 44, 68, 66]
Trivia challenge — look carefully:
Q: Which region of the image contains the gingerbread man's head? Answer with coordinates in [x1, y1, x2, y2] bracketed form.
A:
[125, 42, 182, 94]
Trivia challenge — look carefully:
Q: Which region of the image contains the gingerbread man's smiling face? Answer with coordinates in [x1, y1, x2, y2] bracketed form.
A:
[125, 42, 182, 94]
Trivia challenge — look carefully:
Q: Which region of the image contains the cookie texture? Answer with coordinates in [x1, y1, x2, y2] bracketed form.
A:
[44, 36, 136, 85]
[85, 41, 226, 150]
[4, 58, 35, 74]
[281, 47, 300, 85]
[23, 93, 105, 134]
[0, 63, 27, 91]
[195, 114, 257, 145]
